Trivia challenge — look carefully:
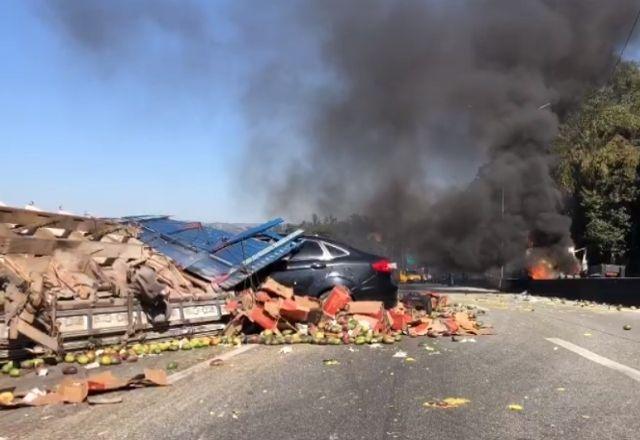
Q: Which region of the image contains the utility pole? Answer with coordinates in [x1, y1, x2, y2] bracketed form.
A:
[500, 187, 505, 289]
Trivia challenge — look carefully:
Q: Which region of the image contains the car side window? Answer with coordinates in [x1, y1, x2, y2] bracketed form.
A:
[325, 243, 348, 258]
[290, 241, 324, 261]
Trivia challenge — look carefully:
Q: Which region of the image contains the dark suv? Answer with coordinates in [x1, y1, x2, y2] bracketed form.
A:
[269, 236, 398, 308]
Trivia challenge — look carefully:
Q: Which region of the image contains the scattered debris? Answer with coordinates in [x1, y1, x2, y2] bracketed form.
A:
[22, 388, 47, 404]
[11, 335, 235, 379]
[392, 351, 408, 358]
[279, 346, 293, 354]
[508, 404, 524, 412]
[323, 359, 340, 366]
[210, 359, 224, 367]
[223, 279, 492, 348]
[322, 285, 351, 318]
[1, 362, 14, 374]
[0, 369, 168, 408]
[623, 324, 632, 330]
[87, 395, 123, 405]
[0, 391, 14, 406]
[166, 361, 178, 371]
[423, 397, 470, 409]
[62, 366, 78, 375]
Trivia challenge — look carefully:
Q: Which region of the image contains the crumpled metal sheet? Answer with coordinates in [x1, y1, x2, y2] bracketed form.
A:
[125, 216, 302, 289]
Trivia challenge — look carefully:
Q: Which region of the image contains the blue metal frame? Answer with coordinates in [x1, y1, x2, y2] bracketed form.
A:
[124, 216, 302, 289]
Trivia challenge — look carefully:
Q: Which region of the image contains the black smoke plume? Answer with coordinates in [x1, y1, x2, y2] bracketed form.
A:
[36, 1, 640, 273]
[243, 0, 639, 273]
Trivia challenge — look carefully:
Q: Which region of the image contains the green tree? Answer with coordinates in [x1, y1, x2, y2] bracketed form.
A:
[555, 62, 640, 264]
[579, 136, 640, 261]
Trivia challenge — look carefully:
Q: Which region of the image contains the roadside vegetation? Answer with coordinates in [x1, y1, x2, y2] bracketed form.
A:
[555, 61, 640, 270]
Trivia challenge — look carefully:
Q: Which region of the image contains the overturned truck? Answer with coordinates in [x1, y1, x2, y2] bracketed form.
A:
[0, 206, 302, 359]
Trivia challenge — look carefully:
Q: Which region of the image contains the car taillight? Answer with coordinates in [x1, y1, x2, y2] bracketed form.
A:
[371, 259, 397, 273]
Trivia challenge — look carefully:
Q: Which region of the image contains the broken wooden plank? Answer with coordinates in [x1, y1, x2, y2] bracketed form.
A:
[1, 255, 51, 282]
[15, 318, 59, 351]
[0, 235, 145, 260]
[8, 319, 18, 339]
[0, 206, 115, 234]
[180, 270, 214, 291]
[19, 309, 35, 324]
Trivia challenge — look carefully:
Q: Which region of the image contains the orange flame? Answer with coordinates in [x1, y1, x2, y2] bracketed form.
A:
[529, 259, 555, 280]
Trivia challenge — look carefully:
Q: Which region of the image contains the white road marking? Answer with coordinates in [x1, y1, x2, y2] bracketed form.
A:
[168, 344, 257, 384]
[546, 337, 640, 382]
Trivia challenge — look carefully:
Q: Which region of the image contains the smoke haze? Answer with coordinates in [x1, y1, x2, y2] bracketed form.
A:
[36, 0, 640, 272]
[244, 0, 639, 272]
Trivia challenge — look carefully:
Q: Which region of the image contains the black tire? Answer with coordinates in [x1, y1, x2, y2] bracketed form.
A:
[425, 295, 433, 315]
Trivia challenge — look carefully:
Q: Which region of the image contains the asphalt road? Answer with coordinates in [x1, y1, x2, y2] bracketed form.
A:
[2, 293, 640, 440]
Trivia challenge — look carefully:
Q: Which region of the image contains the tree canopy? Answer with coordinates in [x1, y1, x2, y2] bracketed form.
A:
[555, 61, 640, 265]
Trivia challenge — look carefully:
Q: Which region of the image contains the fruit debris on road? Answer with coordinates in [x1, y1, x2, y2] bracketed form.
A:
[0, 292, 638, 440]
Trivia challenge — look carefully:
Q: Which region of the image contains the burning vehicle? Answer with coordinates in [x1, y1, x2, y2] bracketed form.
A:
[526, 246, 582, 280]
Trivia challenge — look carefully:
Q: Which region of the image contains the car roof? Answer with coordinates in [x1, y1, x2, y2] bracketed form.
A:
[299, 235, 377, 258]
[300, 235, 351, 248]
[296, 235, 387, 261]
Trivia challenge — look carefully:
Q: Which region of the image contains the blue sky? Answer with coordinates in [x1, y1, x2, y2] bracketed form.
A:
[0, 1, 262, 222]
[2, 1, 639, 224]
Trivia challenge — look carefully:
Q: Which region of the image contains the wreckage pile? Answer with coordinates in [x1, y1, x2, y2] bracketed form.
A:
[225, 278, 492, 343]
[0, 204, 491, 364]
[0, 206, 224, 357]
